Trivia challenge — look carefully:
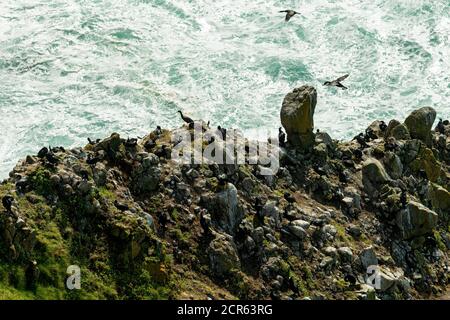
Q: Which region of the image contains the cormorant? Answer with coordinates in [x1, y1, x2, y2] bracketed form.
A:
[114, 200, 129, 211]
[37, 147, 48, 158]
[125, 138, 138, 147]
[284, 192, 295, 204]
[400, 190, 407, 209]
[279, 10, 300, 22]
[177, 110, 194, 126]
[200, 212, 211, 235]
[323, 74, 349, 90]
[217, 126, 227, 140]
[436, 118, 445, 134]
[354, 133, 368, 148]
[2, 195, 14, 211]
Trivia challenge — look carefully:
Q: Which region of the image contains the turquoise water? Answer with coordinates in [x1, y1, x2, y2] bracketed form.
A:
[0, 0, 449, 178]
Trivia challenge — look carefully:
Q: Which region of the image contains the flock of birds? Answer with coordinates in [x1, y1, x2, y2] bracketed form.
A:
[175, 8, 351, 143]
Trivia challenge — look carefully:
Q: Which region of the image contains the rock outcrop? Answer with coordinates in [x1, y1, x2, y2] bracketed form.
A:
[280, 85, 317, 149]
[404, 107, 437, 145]
[396, 201, 439, 239]
[0, 86, 448, 301]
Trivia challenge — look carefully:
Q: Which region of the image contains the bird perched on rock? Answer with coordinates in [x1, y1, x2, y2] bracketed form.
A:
[87, 138, 99, 145]
[284, 192, 295, 204]
[344, 274, 357, 286]
[400, 190, 408, 208]
[37, 147, 49, 158]
[384, 137, 399, 152]
[217, 126, 227, 140]
[177, 110, 194, 128]
[279, 10, 300, 22]
[125, 138, 138, 147]
[2, 195, 14, 211]
[436, 118, 445, 134]
[254, 197, 264, 221]
[323, 74, 349, 90]
[278, 127, 286, 147]
[45, 150, 59, 165]
[354, 133, 368, 148]
[86, 154, 100, 165]
[379, 121, 388, 132]
[80, 169, 90, 181]
[114, 200, 129, 211]
[155, 126, 163, 136]
[200, 211, 212, 236]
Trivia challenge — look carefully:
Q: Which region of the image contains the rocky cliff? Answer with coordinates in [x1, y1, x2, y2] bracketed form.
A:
[0, 86, 449, 300]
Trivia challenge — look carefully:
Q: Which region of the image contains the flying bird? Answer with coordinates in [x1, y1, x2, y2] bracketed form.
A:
[323, 74, 349, 90]
[279, 10, 300, 22]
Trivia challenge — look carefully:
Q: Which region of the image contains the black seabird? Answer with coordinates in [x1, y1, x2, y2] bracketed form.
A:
[177, 110, 194, 127]
[379, 121, 387, 132]
[125, 138, 138, 147]
[37, 147, 49, 158]
[400, 190, 407, 208]
[284, 192, 295, 204]
[436, 118, 445, 134]
[114, 200, 129, 211]
[217, 126, 227, 140]
[200, 211, 211, 235]
[279, 10, 300, 22]
[2, 195, 14, 211]
[278, 127, 286, 146]
[323, 74, 349, 90]
[354, 133, 368, 148]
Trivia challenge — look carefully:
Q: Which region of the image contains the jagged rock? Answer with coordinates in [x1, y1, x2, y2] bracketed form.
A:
[315, 132, 335, 150]
[366, 120, 385, 139]
[360, 246, 378, 269]
[374, 268, 398, 292]
[131, 153, 161, 193]
[323, 247, 338, 262]
[337, 247, 353, 263]
[280, 85, 317, 149]
[202, 183, 243, 235]
[427, 183, 450, 217]
[362, 158, 391, 196]
[208, 233, 240, 277]
[408, 144, 442, 182]
[291, 219, 310, 229]
[260, 257, 286, 281]
[404, 107, 436, 145]
[383, 152, 403, 179]
[385, 120, 411, 140]
[313, 143, 328, 163]
[93, 162, 107, 186]
[396, 201, 438, 239]
[262, 201, 281, 228]
[287, 223, 307, 240]
[93, 133, 124, 160]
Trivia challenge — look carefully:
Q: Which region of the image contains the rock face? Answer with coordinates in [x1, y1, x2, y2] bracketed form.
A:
[202, 183, 243, 235]
[396, 201, 439, 239]
[427, 184, 450, 218]
[280, 85, 317, 149]
[404, 107, 437, 144]
[362, 158, 391, 196]
[208, 233, 240, 277]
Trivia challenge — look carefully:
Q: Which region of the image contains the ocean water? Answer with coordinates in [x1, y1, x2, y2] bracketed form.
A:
[0, 0, 449, 178]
